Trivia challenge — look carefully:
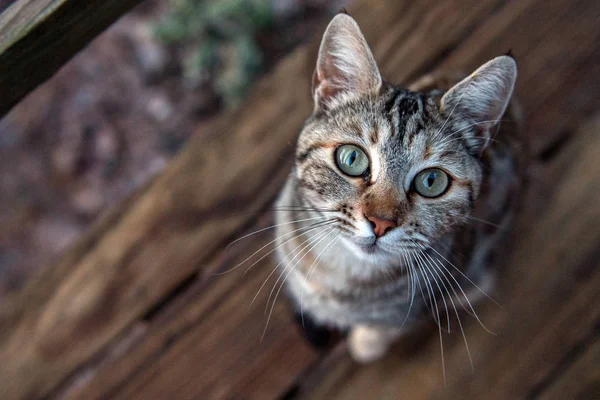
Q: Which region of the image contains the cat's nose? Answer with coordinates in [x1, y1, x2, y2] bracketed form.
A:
[365, 214, 397, 238]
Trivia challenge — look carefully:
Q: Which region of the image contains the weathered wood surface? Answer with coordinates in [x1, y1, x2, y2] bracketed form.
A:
[436, 0, 600, 156]
[0, 0, 143, 117]
[51, 214, 322, 400]
[0, 0, 599, 399]
[295, 113, 600, 400]
[538, 337, 600, 400]
[0, 0, 16, 14]
[0, 0, 508, 398]
[71, 217, 320, 400]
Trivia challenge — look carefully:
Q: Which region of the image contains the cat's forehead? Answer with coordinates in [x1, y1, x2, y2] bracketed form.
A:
[303, 88, 451, 154]
[297, 87, 477, 185]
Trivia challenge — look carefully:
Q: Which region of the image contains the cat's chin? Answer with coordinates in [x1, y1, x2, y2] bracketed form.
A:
[354, 240, 380, 256]
[342, 236, 392, 261]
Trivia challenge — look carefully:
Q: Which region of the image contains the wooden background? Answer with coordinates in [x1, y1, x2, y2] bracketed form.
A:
[0, 0, 599, 399]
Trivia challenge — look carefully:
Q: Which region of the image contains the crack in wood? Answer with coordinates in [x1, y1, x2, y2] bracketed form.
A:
[538, 129, 573, 163]
[527, 320, 600, 399]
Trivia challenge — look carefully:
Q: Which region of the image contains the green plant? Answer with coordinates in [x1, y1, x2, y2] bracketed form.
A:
[154, 0, 275, 107]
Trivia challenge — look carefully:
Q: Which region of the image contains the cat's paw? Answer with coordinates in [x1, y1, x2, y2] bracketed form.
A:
[348, 325, 398, 364]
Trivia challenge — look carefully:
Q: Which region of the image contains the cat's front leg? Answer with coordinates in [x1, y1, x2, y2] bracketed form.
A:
[348, 324, 401, 363]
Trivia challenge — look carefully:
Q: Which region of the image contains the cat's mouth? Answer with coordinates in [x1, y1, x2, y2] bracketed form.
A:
[351, 235, 418, 256]
[352, 236, 382, 254]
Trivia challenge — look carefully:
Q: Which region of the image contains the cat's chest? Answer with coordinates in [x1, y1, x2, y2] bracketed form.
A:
[287, 256, 412, 304]
[285, 265, 421, 328]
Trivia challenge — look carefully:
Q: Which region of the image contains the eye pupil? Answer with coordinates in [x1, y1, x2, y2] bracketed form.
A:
[335, 145, 369, 177]
[413, 168, 450, 198]
[348, 151, 357, 165]
[426, 172, 435, 187]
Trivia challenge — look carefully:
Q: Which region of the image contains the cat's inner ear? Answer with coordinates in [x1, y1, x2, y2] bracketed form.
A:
[440, 56, 517, 149]
[312, 14, 382, 111]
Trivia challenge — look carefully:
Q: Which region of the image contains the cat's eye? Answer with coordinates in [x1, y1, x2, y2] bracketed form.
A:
[335, 145, 369, 177]
[413, 168, 450, 198]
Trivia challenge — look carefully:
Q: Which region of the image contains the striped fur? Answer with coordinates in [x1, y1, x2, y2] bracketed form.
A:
[274, 14, 523, 361]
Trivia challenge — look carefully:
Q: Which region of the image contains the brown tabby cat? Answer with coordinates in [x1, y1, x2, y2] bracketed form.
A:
[273, 12, 523, 363]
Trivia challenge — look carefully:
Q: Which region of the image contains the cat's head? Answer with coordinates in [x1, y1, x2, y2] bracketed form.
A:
[294, 13, 516, 262]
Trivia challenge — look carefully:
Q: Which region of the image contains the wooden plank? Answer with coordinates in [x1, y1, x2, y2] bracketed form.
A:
[0, 74, 299, 398]
[0, 0, 16, 14]
[92, 0, 600, 396]
[4, 0, 598, 398]
[107, 227, 318, 400]
[295, 112, 600, 399]
[435, 0, 600, 155]
[0, 0, 511, 399]
[537, 338, 600, 400]
[0, 0, 143, 118]
[56, 215, 321, 400]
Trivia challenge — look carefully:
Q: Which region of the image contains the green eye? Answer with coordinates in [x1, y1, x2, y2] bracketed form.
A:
[413, 168, 450, 197]
[335, 145, 369, 177]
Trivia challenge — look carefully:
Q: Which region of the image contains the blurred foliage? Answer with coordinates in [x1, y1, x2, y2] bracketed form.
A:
[154, 0, 274, 107]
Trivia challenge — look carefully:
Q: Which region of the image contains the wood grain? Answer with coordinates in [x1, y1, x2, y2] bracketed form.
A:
[0, 1, 514, 399]
[0, 0, 143, 117]
[538, 338, 600, 400]
[54, 215, 321, 400]
[295, 113, 600, 400]
[0, 0, 510, 398]
[436, 0, 600, 155]
[0, 62, 303, 398]
[1, 0, 599, 398]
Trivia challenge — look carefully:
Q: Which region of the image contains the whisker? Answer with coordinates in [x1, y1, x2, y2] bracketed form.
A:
[413, 250, 446, 385]
[421, 250, 457, 334]
[225, 216, 328, 249]
[415, 243, 476, 322]
[439, 135, 507, 148]
[215, 219, 335, 276]
[465, 215, 505, 229]
[411, 252, 433, 316]
[248, 222, 335, 308]
[265, 227, 332, 316]
[421, 250, 474, 372]
[268, 207, 339, 213]
[433, 78, 475, 143]
[418, 243, 497, 335]
[437, 119, 510, 147]
[414, 250, 436, 320]
[243, 221, 335, 277]
[262, 227, 335, 341]
[381, 264, 397, 284]
[413, 250, 439, 324]
[427, 244, 501, 309]
[401, 252, 412, 303]
[415, 250, 451, 333]
[397, 251, 417, 331]
[301, 235, 339, 327]
[194, 206, 337, 223]
[422, 247, 479, 322]
[305, 236, 338, 283]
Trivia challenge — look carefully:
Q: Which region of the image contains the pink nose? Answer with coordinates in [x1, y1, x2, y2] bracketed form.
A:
[366, 215, 397, 238]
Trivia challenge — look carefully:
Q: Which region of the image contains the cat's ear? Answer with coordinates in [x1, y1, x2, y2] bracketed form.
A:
[440, 56, 517, 149]
[312, 13, 382, 111]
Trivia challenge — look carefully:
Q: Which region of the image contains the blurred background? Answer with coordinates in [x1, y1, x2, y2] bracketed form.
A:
[0, 0, 346, 297]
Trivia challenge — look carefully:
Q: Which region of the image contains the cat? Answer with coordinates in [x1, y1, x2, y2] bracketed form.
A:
[273, 12, 523, 363]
